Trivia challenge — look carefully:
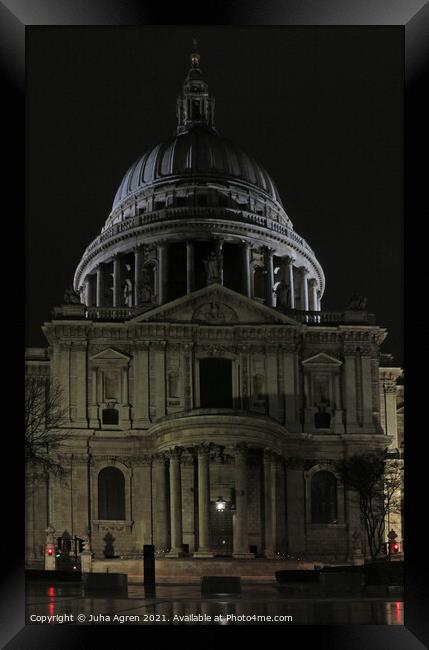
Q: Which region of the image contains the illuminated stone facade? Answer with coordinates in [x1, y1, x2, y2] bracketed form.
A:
[25, 45, 403, 568]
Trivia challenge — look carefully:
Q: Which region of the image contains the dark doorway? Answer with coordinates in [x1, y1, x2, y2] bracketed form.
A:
[167, 242, 187, 300]
[199, 357, 233, 408]
[222, 242, 243, 293]
[209, 502, 233, 555]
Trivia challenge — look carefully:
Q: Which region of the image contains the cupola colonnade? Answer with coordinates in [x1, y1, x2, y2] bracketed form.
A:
[82, 237, 321, 312]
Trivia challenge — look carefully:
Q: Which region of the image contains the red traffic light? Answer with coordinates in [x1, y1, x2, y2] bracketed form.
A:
[392, 543, 400, 553]
[47, 548, 53, 555]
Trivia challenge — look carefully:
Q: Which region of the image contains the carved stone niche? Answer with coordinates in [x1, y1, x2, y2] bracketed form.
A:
[302, 353, 344, 434]
[88, 347, 132, 429]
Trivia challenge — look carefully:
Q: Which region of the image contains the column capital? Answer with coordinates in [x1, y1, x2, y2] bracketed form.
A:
[134, 453, 154, 466]
[181, 451, 196, 465]
[165, 446, 182, 461]
[232, 442, 248, 457]
[134, 340, 150, 352]
[284, 255, 296, 266]
[308, 277, 317, 287]
[152, 340, 167, 351]
[264, 448, 274, 463]
[152, 452, 167, 465]
[195, 442, 212, 458]
[299, 266, 310, 276]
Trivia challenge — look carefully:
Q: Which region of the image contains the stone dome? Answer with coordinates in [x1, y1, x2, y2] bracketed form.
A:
[74, 44, 325, 312]
[112, 126, 283, 212]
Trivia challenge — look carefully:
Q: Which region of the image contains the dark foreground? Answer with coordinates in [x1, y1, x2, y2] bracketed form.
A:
[26, 582, 403, 625]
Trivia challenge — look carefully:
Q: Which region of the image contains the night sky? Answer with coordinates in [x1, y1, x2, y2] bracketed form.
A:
[26, 26, 403, 364]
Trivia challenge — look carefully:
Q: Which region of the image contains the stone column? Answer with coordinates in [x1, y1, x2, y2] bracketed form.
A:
[333, 371, 345, 432]
[74, 342, 88, 427]
[266, 248, 275, 307]
[242, 242, 252, 297]
[153, 342, 166, 420]
[96, 265, 104, 307]
[85, 277, 94, 307]
[316, 290, 322, 311]
[89, 367, 99, 427]
[275, 458, 287, 553]
[238, 344, 250, 410]
[285, 256, 295, 308]
[134, 247, 142, 306]
[186, 241, 195, 294]
[59, 343, 71, 423]
[157, 242, 168, 304]
[215, 239, 224, 285]
[361, 354, 374, 428]
[300, 267, 309, 311]
[132, 457, 153, 548]
[381, 380, 399, 447]
[263, 450, 274, 557]
[133, 342, 150, 427]
[282, 343, 299, 430]
[167, 449, 184, 557]
[182, 343, 194, 412]
[270, 454, 279, 554]
[344, 351, 358, 431]
[194, 445, 214, 557]
[153, 454, 169, 551]
[119, 366, 131, 427]
[113, 257, 121, 307]
[266, 345, 279, 421]
[232, 445, 254, 558]
[286, 467, 306, 554]
[309, 278, 318, 311]
[181, 452, 196, 553]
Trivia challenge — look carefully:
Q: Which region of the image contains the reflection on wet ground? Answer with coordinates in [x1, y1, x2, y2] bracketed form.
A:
[26, 583, 404, 625]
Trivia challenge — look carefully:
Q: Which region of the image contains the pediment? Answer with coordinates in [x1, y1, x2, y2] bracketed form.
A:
[89, 347, 131, 362]
[131, 284, 299, 326]
[302, 352, 342, 367]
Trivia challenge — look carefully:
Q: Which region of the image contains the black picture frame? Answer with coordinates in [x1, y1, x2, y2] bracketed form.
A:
[3, 1, 428, 647]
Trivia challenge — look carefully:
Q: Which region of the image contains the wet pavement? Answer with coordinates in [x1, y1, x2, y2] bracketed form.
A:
[26, 582, 404, 625]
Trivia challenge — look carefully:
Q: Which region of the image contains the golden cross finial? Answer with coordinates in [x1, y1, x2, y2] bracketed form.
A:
[191, 38, 200, 67]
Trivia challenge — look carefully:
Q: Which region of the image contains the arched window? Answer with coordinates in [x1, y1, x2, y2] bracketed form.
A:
[311, 471, 337, 524]
[98, 467, 125, 520]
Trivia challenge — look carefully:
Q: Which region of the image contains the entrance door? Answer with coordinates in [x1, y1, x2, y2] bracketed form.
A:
[199, 357, 233, 408]
[209, 502, 233, 555]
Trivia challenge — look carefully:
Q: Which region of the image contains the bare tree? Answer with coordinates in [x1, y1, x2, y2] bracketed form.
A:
[25, 375, 70, 477]
[335, 450, 403, 561]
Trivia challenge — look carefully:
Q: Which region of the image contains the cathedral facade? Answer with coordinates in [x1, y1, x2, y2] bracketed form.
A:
[25, 46, 403, 569]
